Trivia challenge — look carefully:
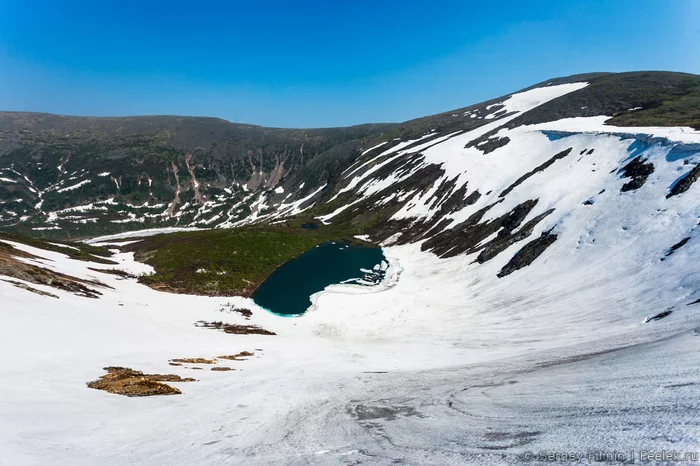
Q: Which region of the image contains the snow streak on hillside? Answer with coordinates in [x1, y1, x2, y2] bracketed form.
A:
[2, 80, 700, 464]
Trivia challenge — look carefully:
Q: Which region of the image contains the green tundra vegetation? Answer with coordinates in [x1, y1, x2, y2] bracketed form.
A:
[126, 220, 373, 296]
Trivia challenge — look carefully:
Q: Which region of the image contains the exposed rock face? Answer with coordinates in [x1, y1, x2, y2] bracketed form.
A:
[167, 161, 181, 217]
[619, 156, 655, 192]
[663, 237, 691, 259]
[667, 164, 700, 198]
[423, 200, 543, 259]
[499, 148, 573, 198]
[184, 153, 204, 205]
[477, 208, 555, 264]
[497, 232, 558, 278]
[467, 134, 511, 154]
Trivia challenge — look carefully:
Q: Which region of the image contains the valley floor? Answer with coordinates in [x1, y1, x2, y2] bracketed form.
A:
[1, 237, 699, 465]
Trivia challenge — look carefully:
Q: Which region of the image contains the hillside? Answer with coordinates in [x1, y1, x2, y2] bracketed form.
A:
[0, 113, 392, 237]
[1, 72, 698, 242]
[1, 71, 700, 464]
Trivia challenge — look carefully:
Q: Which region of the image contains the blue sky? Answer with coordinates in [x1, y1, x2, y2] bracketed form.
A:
[0, 0, 698, 127]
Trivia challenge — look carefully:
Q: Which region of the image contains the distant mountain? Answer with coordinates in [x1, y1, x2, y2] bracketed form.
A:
[0, 114, 392, 237]
[1, 71, 698, 243]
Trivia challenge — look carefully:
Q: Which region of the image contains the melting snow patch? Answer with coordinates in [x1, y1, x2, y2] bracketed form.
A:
[57, 179, 91, 193]
[84, 227, 204, 244]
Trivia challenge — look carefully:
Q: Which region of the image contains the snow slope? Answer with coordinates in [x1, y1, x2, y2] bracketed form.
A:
[2, 79, 700, 464]
[1, 229, 699, 465]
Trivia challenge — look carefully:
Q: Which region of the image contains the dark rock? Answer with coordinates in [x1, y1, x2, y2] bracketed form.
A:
[477, 209, 555, 264]
[619, 156, 655, 192]
[475, 136, 511, 154]
[500, 148, 573, 198]
[665, 237, 691, 257]
[437, 185, 480, 216]
[645, 310, 672, 322]
[422, 199, 527, 257]
[497, 232, 558, 278]
[667, 164, 700, 198]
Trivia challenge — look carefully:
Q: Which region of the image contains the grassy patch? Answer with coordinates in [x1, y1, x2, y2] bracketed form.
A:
[126, 223, 371, 296]
[509, 71, 700, 130]
[607, 78, 700, 129]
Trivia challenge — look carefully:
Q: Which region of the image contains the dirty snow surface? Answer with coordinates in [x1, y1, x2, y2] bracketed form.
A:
[2, 82, 700, 465]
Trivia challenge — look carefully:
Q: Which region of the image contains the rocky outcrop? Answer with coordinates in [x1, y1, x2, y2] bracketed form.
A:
[184, 153, 204, 205]
[667, 164, 700, 198]
[619, 156, 655, 192]
[497, 232, 558, 278]
[423, 199, 540, 258]
[500, 148, 573, 198]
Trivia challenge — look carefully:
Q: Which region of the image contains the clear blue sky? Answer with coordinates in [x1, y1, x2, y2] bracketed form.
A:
[0, 0, 698, 128]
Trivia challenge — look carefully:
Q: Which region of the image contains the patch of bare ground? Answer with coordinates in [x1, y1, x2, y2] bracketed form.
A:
[211, 367, 234, 371]
[195, 320, 276, 335]
[218, 302, 253, 319]
[0, 242, 110, 298]
[1, 279, 59, 298]
[87, 267, 138, 279]
[87, 366, 195, 397]
[170, 358, 217, 364]
[218, 351, 255, 361]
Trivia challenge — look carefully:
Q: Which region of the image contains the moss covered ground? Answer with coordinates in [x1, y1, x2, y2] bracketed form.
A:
[127, 220, 373, 296]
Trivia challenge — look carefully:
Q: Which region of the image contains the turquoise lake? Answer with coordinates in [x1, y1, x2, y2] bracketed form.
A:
[251, 241, 386, 316]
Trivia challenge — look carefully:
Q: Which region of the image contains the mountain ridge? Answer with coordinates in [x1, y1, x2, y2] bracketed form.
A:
[1, 70, 699, 241]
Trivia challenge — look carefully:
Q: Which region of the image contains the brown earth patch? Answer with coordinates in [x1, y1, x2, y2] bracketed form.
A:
[211, 367, 234, 371]
[87, 366, 195, 397]
[218, 302, 253, 319]
[170, 358, 216, 364]
[195, 320, 276, 335]
[218, 351, 255, 360]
